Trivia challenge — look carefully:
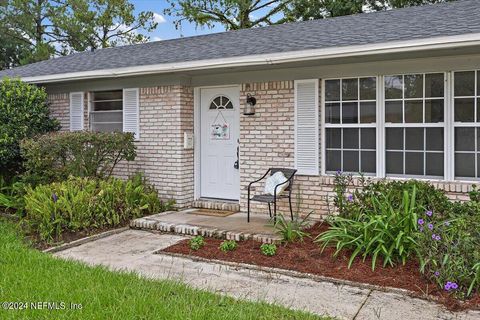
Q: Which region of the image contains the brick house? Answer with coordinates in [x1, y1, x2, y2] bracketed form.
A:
[2, 1, 480, 219]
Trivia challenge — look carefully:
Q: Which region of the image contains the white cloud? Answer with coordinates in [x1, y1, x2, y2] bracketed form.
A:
[153, 12, 167, 24]
[151, 36, 162, 42]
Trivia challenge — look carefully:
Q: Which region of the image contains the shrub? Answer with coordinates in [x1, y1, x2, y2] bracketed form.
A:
[219, 240, 237, 252]
[0, 78, 60, 176]
[22, 174, 172, 242]
[0, 175, 27, 215]
[274, 212, 311, 244]
[21, 131, 136, 185]
[189, 236, 205, 251]
[417, 191, 480, 298]
[260, 243, 277, 256]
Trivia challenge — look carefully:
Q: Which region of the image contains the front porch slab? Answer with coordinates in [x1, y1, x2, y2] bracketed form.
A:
[130, 210, 281, 243]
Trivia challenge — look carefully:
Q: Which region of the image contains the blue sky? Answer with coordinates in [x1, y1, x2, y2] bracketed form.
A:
[133, 0, 223, 41]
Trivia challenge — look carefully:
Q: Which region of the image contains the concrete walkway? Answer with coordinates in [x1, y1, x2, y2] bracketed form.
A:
[54, 230, 480, 320]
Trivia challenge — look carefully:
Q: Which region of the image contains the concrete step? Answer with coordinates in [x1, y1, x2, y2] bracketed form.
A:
[192, 199, 240, 212]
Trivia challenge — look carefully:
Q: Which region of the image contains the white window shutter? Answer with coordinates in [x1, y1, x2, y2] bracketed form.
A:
[294, 80, 319, 175]
[69, 92, 84, 131]
[123, 88, 140, 139]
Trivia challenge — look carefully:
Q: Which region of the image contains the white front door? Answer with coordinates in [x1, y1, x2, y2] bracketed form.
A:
[200, 86, 240, 200]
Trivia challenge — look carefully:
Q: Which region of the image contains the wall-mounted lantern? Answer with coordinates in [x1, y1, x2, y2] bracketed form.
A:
[244, 93, 256, 116]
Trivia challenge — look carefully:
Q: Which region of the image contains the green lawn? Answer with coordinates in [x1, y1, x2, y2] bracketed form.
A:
[0, 219, 327, 320]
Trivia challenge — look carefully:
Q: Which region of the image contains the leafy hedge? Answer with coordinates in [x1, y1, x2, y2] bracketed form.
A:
[23, 174, 173, 242]
[21, 131, 136, 185]
[0, 78, 60, 176]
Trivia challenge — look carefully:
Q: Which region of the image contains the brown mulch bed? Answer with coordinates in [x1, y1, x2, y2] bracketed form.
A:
[162, 222, 480, 312]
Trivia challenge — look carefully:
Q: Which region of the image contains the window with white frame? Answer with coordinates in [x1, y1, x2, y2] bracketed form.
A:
[90, 90, 123, 132]
[453, 71, 480, 179]
[324, 77, 377, 174]
[384, 73, 445, 178]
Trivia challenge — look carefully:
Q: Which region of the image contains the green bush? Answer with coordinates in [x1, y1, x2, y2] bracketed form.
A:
[21, 131, 136, 185]
[318, 185, 420, 269]
[22, 174, 173, 242]
[219, 240, 237, 252]
[274, 212, 311, 244]
[0, 78, 60, 176]
[189, 236, 205, 251]
[260, 243, 277, 256]
[417, 188, 480, 298]
[0, 175, 27, 215]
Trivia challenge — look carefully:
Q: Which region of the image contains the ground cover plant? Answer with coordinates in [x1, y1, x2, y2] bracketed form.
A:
[189, 236, 205, 251]
[219, 240, 238, 252]
[0, 219, 323, 320]
[260, 243, 277, 256]
[22, 174, 171, 243]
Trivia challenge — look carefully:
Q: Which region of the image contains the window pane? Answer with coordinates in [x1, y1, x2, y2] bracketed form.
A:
[404, 100, 423, 123]
[426, 153, 444, 177]
[404, 74, 423, 99]
[342, 102, 358, 123]
[325, 80, 340, 101]
[455, 153, 475, 178]
[454, 98, 475, 122]
[454, 71, 475, 97]
[405, 152, 423, 175]
[342, 79, 358, 100]
[425, 99, 444, 123]
[360, 77, 376, 100]
[385, 101, 402, 123]
[360, 102, 376, 123]
[386, 151, 403, 174]
[326, 150, 341, 172]
[405, 128, 424, 150]
[361, 151, 376, 173]
[326, 128, 341, 148]
[425, 73, 444, 98]
[455, 127, 475, 151]
[325, 103, 340, 123]
[426, 128, 444, 151]
[361, 128, 376, 149]
[93, 90, 122, 101]
[91, 122, 123, 132]
[343, 151, 359, 172]
[478, 98, 480, 123]
[93, 100, 123, 111]
[90, 111, 123, 123]
[343, 128, 359, 149]
[477, 128, 480, 151]
[385, 76, 403, 99]
[386, 128, 403, 150]
[478, 154, 480, 178]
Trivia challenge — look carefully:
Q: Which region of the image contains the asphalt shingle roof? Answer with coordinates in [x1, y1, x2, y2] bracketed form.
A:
[1, 0, 480, 79]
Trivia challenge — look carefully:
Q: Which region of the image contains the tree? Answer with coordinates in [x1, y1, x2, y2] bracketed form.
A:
[0, 0, 159, 69]
[0, 78, 60, 177]
[58, 0, 159, 52]
[164, 0, 291, 30]
[284, 0, 456, 21]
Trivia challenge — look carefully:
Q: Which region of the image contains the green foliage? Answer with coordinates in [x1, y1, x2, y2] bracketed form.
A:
[219, 240, 238, 252]
[164, 0, 290, 30]
[22, 174, 171, 242]
[417, 190, 480, 298]
[0, 175, 27, 215]
[274, 212, 311, 244]
[0, 0, 159, 67]
[260, 243, 277, 256]
[189, 236, 205, 251]
[317, 186, 420, 270]
[21, 131, 136, 185]
[0, 78, 60, 176]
